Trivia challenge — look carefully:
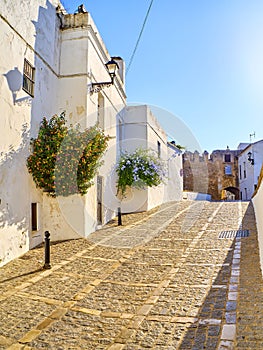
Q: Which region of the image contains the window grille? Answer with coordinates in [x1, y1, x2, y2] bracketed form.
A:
[23, 59, 35, 97]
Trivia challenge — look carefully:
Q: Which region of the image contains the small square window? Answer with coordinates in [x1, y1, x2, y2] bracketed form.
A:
[23, 59, 35, 97]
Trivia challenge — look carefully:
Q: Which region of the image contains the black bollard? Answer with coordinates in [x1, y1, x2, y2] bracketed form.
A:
[43, 231, 51, 269]
[117, 207, 122, 226]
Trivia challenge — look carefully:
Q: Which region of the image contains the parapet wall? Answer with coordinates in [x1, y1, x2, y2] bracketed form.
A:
[183, 149, 241, 163]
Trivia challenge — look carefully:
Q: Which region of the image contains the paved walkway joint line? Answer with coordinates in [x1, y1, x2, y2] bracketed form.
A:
[0, 201, 262, 349]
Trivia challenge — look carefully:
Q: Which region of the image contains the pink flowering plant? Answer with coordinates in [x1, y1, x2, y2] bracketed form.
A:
[116, 148, 167, 197]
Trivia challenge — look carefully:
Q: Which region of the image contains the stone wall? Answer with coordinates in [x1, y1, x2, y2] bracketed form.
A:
[183, 149, 240, 200]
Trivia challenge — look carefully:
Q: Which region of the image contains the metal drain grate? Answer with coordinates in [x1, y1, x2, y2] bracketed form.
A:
[218, 230, 249, 239]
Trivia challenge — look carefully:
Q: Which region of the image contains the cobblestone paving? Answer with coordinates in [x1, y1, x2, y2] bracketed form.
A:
[0, 200, 263, 349]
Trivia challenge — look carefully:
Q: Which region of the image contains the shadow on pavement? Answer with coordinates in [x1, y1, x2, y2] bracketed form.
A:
[178, 241, 235, 350]
[0, 267, 43, 284]
[235, 202, 263, 348]
[178, 202, 263, 349]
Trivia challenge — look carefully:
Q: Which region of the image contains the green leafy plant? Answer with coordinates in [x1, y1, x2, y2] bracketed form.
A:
[116, 148, 167, 197]
[27, 112, 109, 196]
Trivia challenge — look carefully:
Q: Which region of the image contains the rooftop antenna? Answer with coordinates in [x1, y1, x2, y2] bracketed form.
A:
[249, 132, 255, 143]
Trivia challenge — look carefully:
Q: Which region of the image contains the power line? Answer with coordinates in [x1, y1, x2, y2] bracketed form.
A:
[126, 0, 154, 76]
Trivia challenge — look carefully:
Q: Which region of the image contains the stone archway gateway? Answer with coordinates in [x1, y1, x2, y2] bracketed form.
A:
[222, 186, 240, 200]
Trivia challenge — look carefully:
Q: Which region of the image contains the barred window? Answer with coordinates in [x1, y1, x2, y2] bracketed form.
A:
[23, 59, 35, 97]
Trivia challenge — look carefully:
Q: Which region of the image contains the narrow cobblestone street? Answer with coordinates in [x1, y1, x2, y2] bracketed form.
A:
[0, 200, 263, 349]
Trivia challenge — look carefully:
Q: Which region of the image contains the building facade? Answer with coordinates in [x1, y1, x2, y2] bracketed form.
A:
[118, 105, 183, 213]
[238, 140, 263, 200]
[0, 1, 184, 266]
[0, 1, 126, 266]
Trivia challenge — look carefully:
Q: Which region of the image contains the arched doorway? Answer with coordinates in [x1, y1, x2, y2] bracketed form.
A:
[221, 187, 240, 200]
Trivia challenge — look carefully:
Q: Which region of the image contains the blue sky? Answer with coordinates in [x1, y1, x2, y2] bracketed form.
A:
[62, 0, 263, 152]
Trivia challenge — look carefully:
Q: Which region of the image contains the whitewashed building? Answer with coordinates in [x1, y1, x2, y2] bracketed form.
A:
[238, 140, 263, 200]
[0, 1, 183, 267]
[118, 105, 183, 213]
[0, 1, 126, 266]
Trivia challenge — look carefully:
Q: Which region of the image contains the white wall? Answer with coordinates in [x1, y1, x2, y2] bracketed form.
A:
[43, 11, 126, 238]
[0, 2, 126, 265]
[165, 145, 183, 202]
[146, 108, 167, 210]
[239, 147, 254, 200]
[43, 194, 82, 241]
[86, 14, 126, 226]
[43, 12, 125, 238]
[253, 142, 263, 185]
[119, 105, 183, 213]
[239, 141, 263, 200]
[183, 192, 212, 201]
[0, 0, 60, 266]
[252, 167, 263, 277]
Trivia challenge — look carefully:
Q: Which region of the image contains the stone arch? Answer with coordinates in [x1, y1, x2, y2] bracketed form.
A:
[222, 186, 240, 200]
